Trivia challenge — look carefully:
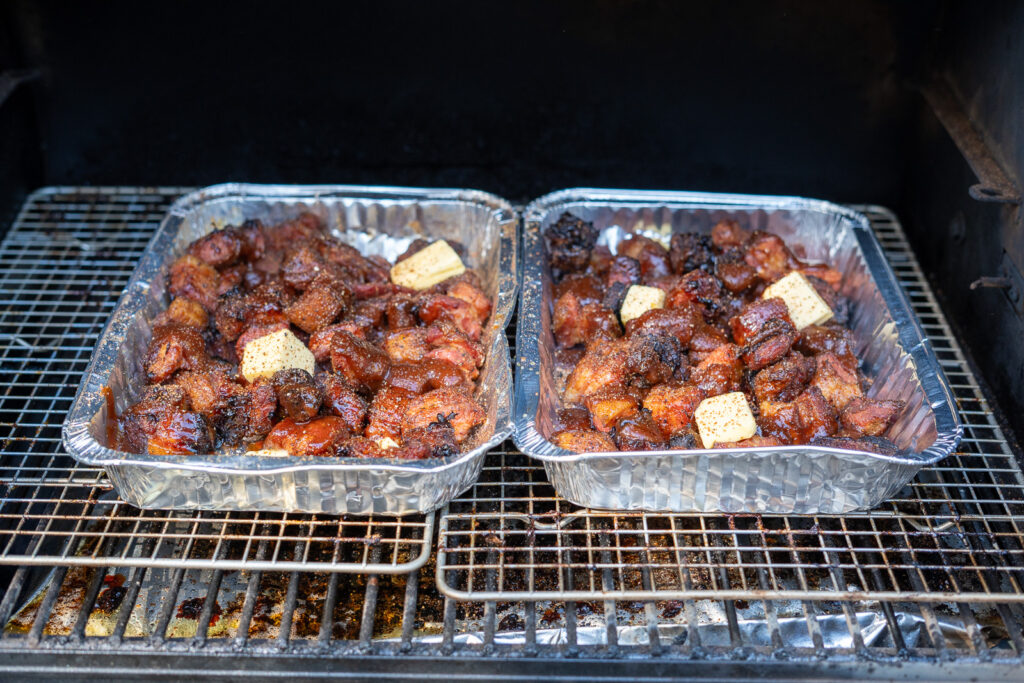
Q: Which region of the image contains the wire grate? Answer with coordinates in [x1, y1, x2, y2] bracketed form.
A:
[436, 206, 1024, 604]
[0, 188, 433, 574]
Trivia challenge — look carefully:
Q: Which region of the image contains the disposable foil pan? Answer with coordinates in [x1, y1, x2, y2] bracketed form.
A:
[514, 188, 961, 513]
[63, 184, 517, 515]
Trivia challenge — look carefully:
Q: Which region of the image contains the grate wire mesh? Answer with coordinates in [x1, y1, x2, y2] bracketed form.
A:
[0, 188, 433, 574]
[0, 191, 1020, 676]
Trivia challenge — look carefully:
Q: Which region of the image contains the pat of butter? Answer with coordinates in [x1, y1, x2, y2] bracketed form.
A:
[694, 391, 757, 448]
[762, 271, 833, 330]
[240, 328, 315, 382]
[375, 436, 400, 450]
[390, 240, 466, 290]
[246, 447, 290, 457]
[620, 284, 666, 324]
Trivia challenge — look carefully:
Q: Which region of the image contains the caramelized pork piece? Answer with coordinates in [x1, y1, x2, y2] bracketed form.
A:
[643, 382, 704, 437]
[810, 434, 899, 456]
[760, 387, 838, 443]
[552, 429, 615, 453]
[619, 235, 671, 281]
[614, 413, 667, 451]
[556, 407, 592, 432]
[715, 257, 758, 293]
[315, 372, 368, 433]
[285, 274, 352, 334]
[365, 385, 417, 443]
[729, 298, 792, 346]
[384, 358, 468, 394]
[669, 232, 714, 274]
[385, 294, 418, 329]
[188, 227, 243, 268]
[625, 333, 683, 385]
[156, 297, 209, 329]
[335, 436, 388, 458]
[810, 352, 863, 410]
[316, 237, 390, 284]
[222, 377, 278, 445]
[173, 369, 242, 426]
[729, 297, 797, 370]
[554, 273, 604, 307]
[169, 255, 222, 312]
[665, 270, 723, 319]
[583, 387, 640, 432]
[330, 330, 391, 393]
[446, 279, 493, 322]
[795, 324, 858, 365]
[711, 219, 749, 250]
[237, 219, 266, 261]
[396, 422, 459, 459]
[383, 327, 429, 364]
[145, 323, 209, 383]
[839, 397, 904, 437]
[417, 293, 483, 341]
[588, 244, 614, 275]
[214, 283, 292, 341]
[545, 212, 599, 275]
[271, 369, 322, 422]
[687, 323, 729, 362]
[119, 384, 191, 452]
[563, 337, 630, 404]
[625, 305, 702, 347]
[147, 410, 216, 455]
[690, 344, 743, 396]
[264, 416, 350, 456]
[423, 322, 485, 381]
[401, 387, 486, 444]
[752, 352, 815, 403]
[553, 293, 621, 347]
[261, 212, 323, 252]
[744, 231, 800, 282]
[606, 256, 641, 289]
[281, 245, 338, 291]
[716, 435, 785, 449]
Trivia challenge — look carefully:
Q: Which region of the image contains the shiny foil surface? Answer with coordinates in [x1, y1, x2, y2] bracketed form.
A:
[514, 188, 961, 513]
[63, 184, 518, 515]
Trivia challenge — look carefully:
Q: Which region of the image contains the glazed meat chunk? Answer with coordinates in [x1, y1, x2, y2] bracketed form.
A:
[619, 235, 671, 281]
[760, 387, 838, 443]
[583, 387, 640, 432]
[614, 413, 667, 451]
[606, 256, 641, 289]
[365, 385, 417, 443]
[396, 422, 459, 460]
[625, 333, 684, 385]
[730, 297, 797, 370]
[715, 257, 758, 293]
[272, 369, 322, 422]
[563, 337, 630, 404]
[417, 293, 483, 341]
[752, 352, 815, 403]
[553, 292, 621, 347]
[423, 322, 485, 381]
[839, 397, 904, 437]
[401, 387, 486, 444]
[264, 416, 350, 456]
[690, 344, 743, 397]
[710, 219, 749, 250]
[188, 227, 243, 268]
[315, 372, 368, 433]
[156, 297, 209, 329]
[331, 330, 391, 393]
[145, 323, 209, 384]
[744, 231, 799, 282]
[445, 278, 492, 323]
[384, 358, 468, 394]
[169, 255, 222, 312]
[545, 212, 599, 276]
[810, 352, 863, 410]
[665, 270, 723, 319]
[625, 306, 702, 347]
[552, 429, 616, 453]
[120, 384, 191, 452]
[643, 382, 704, 438]
[285, 274, 352, 334]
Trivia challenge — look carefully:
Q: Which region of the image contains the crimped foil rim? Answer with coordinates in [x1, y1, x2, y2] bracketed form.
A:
[62, 183, 517, 476]
[514, 188, 962, 468]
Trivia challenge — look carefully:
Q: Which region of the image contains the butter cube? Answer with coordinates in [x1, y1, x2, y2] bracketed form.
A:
[240, 328, 315, 382]
[375, 436, 400, 450]
[762, 271, 833, 330]
[390, 240, 466, 290]
[620, 284, 666, 324]
[694, 391, 757, 448]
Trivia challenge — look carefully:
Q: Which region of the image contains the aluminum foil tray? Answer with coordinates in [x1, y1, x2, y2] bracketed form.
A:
[63, 184, 517, 515]
[514, 188, 961, 514]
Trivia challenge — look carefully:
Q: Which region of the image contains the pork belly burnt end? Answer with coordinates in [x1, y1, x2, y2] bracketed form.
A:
[545, 212, 599, 276]
[401, 387, 486, 444]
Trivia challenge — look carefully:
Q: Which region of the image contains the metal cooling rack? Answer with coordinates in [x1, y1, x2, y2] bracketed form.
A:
[437, 206, 1024, 606]
[0, 187, 434, 575]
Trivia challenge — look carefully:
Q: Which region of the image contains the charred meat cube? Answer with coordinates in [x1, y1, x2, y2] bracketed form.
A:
[760, 386, 837, 443]
[583, 387, 640, 432]
[690, 344, 743, 397]
[625, 333, 684, 385]
[169, 255, 222, 312]
[188, 227, 243, 268]
[665, 270, 723, 319]
[215, 376, 278, 446]
[395, 422, 459, 460]
[173, 368, 242, 425]
[119, 384, 191, 452]
[365, 385, 417, 443]
[417, 293, 483, 341]
[281, 245, 334, 291]
[551, 429, 616, 453]
[618, 235, 671, 281]
[401, 387, 486, 444]
[317, 237, 391, 284]
[237, 219, 266, 261]
[553, 292, 621, 348]
[606, 256, 642, 290]
[156, 297, 209, 329]
[744, 231, 799, 282]
[810, 352, 863, 410]
[147, 410, 215, 455]
[669, 232, 714, 274]
[285, 274, 352, 334]
[614, 413, 667, 451]
[739, 316, 798, 371]
[261, 212, 324, 252]
[383, 327, 429, 364]
[310, 321, 368, 362]
[752, 352, 815, 403]
[643, 382, 704, 438]
[214, 284, 291, 341]
[556, 407, 592, 432]
[271, 368, 322, 422]
[839, 396, 904, 437]
[264, 416, 350, 456]
[315, 372, 368, 433]
[714, 257, 758, 293]
[330, 330, 391, 393]
[563, 337, 630, 405]
[145, 323, 210, 384]
[625, 305, 702, 347]
[711, 219, 749, 250]
[729, 297, 792, 346]
[545, 212, 599, 275]
[687, 323, 729, 362]
[423, 322, 485, 381]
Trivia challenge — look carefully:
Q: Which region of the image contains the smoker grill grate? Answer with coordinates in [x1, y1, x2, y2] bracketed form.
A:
[0, 188, 433, 575]
[0, 191, 1021, 678]
[436, 206, 1024, 605]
